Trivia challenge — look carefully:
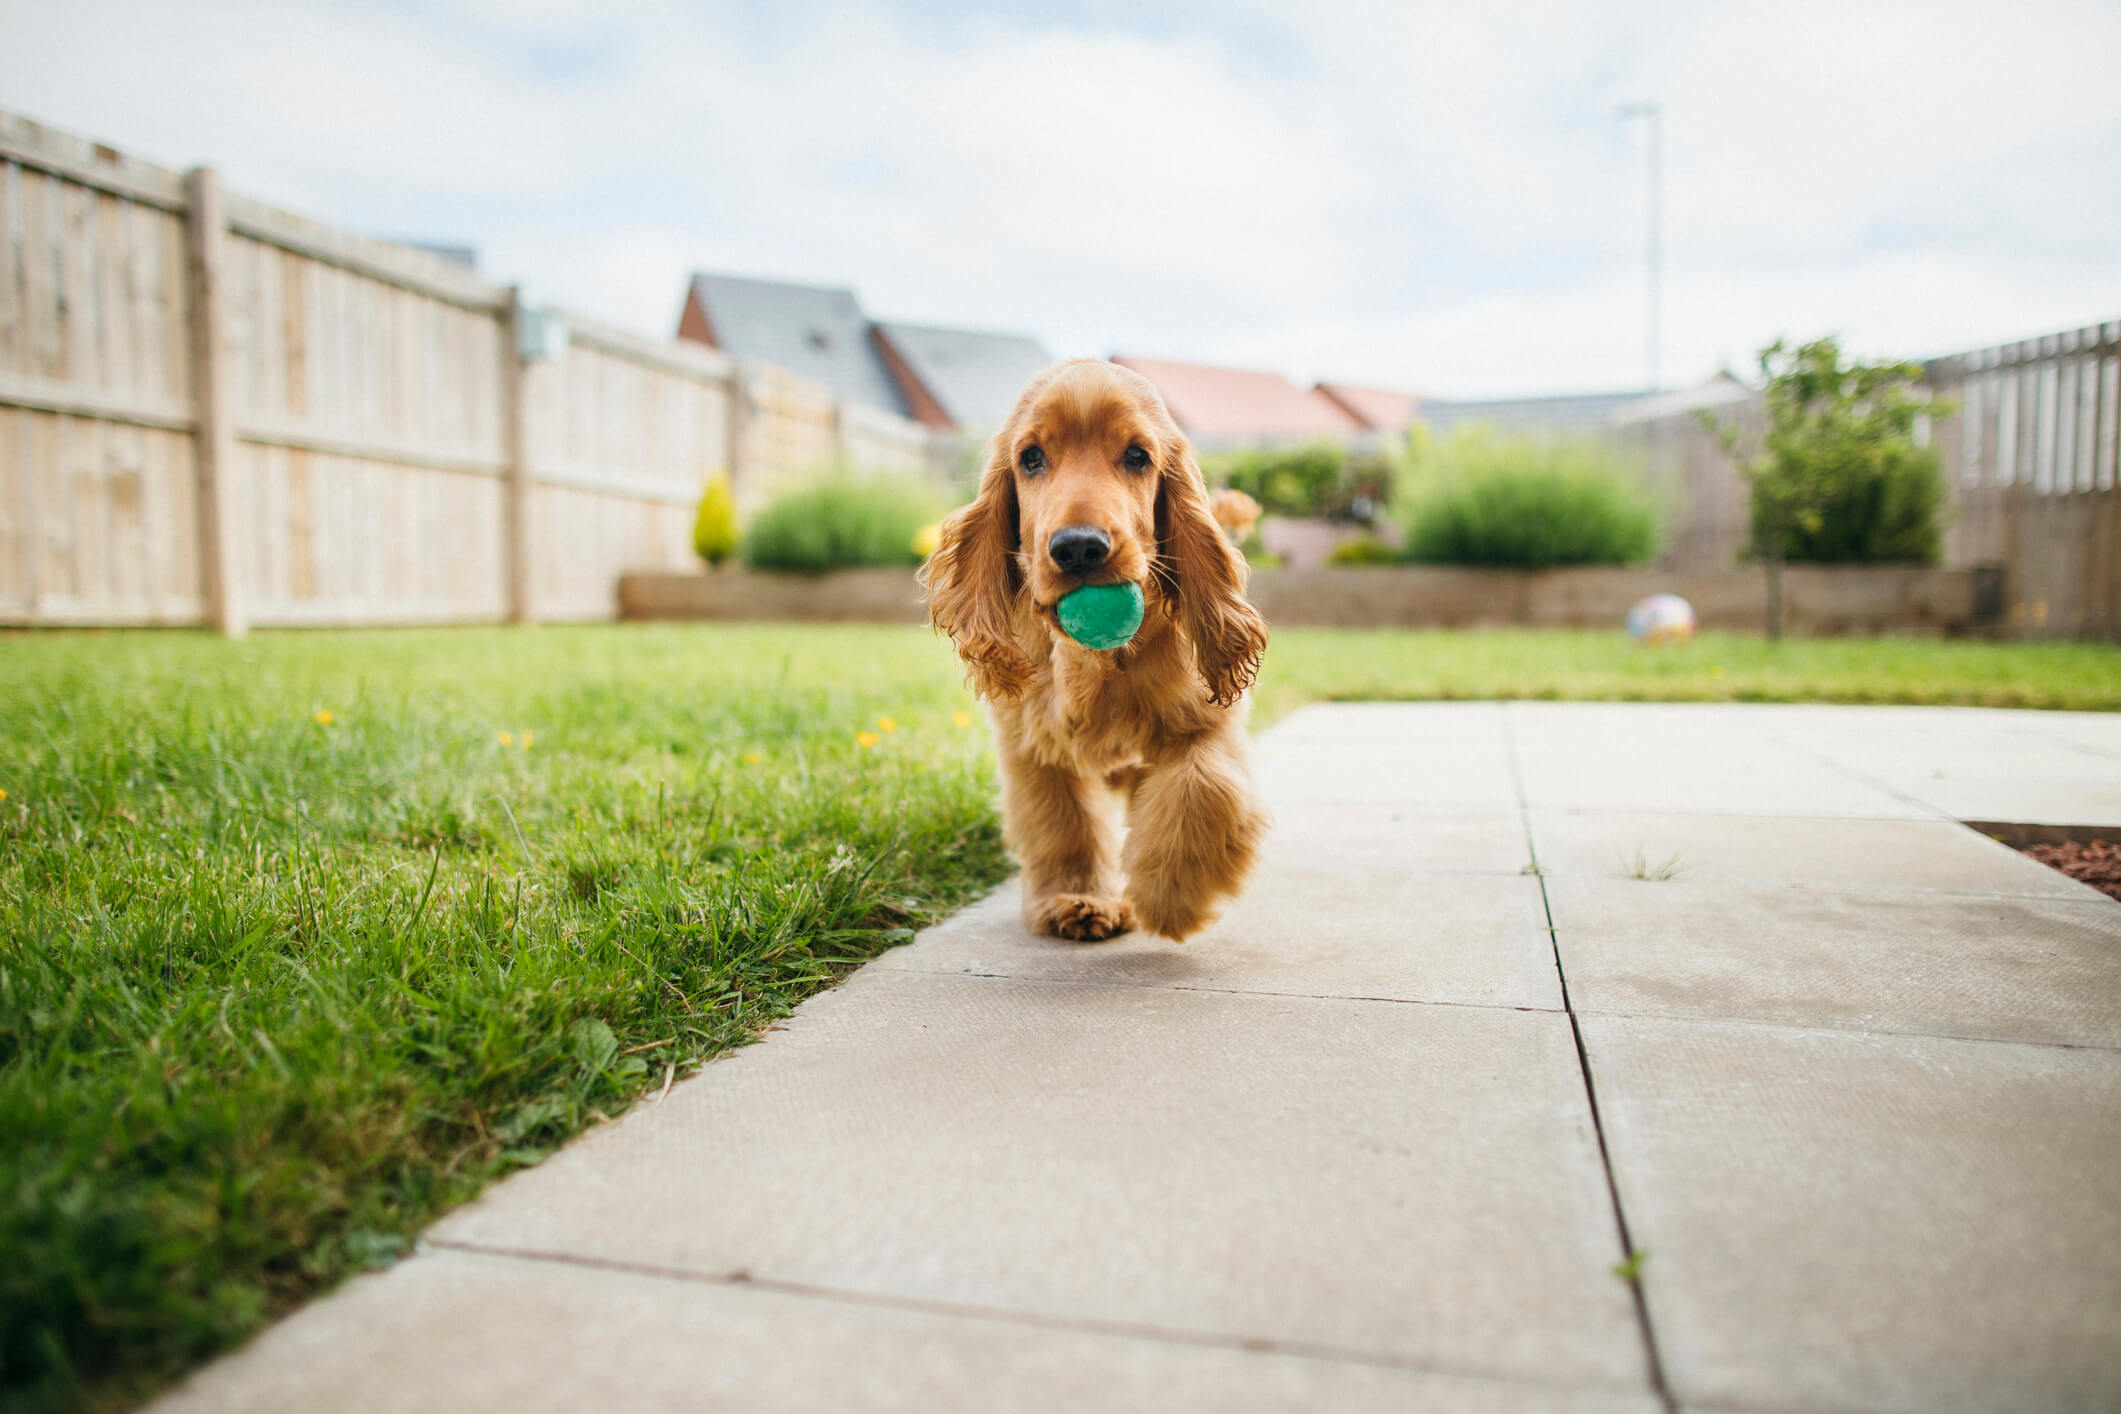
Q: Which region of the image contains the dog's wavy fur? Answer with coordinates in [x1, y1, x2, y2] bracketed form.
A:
[922, 360, 1270, 942]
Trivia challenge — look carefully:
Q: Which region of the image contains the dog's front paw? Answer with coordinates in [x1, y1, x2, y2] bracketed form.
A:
[1031, 893, 1136, 942]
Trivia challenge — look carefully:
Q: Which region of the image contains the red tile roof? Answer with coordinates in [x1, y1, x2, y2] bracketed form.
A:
[1314, 382, 1420, 432]
[1113, 356, 1365, 440]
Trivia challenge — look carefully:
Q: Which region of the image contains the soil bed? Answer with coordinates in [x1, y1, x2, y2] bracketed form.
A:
[2020, 839, 2121, 901]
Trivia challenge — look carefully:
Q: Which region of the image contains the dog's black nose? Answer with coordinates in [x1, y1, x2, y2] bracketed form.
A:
[1048, 525, 1111, 574]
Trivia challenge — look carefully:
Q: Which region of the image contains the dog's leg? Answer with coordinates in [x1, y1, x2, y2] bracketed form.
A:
[1000, 744, 1132, 942]
[1122, 718, 1268, 941]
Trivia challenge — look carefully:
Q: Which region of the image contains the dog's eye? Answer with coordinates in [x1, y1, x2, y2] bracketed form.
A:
[1019, 445, 1046, 474]
[1123, 445, 1151, 472]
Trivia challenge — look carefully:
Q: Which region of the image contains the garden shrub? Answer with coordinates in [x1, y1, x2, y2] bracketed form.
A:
[743, 476, 945, 574]
[692, 474, 739, 566]
[1709, 337, 1947, 566]
[1208, 442, 1397, 522]
[1325, 534, 1396, 566]
[1397, 428, 1661, 569]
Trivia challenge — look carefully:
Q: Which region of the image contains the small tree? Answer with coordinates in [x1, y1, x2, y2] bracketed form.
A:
[1704, 337, 1949, 639]
[692, 474, 739, 567]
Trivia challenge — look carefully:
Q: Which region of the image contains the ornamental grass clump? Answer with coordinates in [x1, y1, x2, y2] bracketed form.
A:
[743, 475, 945, 575]
[1397, 429, 1661, 569]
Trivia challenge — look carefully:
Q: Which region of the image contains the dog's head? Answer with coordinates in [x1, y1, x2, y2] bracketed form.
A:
[923, 359, 1267, 706]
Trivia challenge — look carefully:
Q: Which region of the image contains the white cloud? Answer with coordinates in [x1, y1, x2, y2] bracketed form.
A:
[2, 0, 2115, 396]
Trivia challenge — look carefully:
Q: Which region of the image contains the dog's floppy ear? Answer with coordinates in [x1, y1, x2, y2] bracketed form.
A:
[921, 446, 1031, 700]
[1155, 438, 1268, 706]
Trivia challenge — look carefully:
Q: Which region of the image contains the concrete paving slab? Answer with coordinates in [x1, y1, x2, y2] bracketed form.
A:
[1547, 876, 2121, 1046]
[1267, 804, 1531, 875]
[154, 1247, 1661, 1414]
[429, 970, 1648, 1392]
[1753, 711, 2121, 825]
[875, 868, 1563, 1009]
[1583, 1015, 2121, 1414]
[1528, 809, 2104, 899]
[1255, 705, 1518, 807]
[1506, 712, 1932, 819]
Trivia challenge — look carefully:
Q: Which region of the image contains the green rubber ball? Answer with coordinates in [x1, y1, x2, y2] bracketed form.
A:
[1056, 582, 1145, 651]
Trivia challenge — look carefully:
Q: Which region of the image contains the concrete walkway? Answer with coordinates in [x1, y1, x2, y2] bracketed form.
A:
[160, 703, 2121, 1413]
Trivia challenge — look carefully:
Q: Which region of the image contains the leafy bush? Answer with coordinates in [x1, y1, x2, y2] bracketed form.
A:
[1208, 442, 1396, 522]
[1397, 429, 1661, 569]
[692, 474, 738, 566]
[1325, 535, 1396, 566]
[743, 476, 945, 574]
[1709, 337, 1948, 566]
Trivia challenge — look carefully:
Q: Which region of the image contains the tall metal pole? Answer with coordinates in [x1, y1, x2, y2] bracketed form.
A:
[1617, 102, 1662, 391]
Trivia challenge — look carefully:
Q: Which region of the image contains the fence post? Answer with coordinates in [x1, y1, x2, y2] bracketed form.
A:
[501, 288, 534, 623]
[182, 167, 244, 637]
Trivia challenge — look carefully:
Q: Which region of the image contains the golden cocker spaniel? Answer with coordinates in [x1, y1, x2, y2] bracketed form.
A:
[923, 360, 1270, 942]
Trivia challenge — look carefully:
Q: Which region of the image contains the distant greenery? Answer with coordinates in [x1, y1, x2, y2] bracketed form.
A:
[1207, 441, 1397, 522]
[1, 626, 1006, 1410]
[691, 474, 739, 566]
[743, 476, 944, 574]
[1396, 428, 1662, 569]
[1706, 337, 1948, 567]
[1324, 534, 1396, 566]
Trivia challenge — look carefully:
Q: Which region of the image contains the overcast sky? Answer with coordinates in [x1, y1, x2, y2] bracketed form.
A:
[5, 0, 2118, 397]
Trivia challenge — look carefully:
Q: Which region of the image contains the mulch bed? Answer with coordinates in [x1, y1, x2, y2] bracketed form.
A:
[2020, 839, 2121, 902]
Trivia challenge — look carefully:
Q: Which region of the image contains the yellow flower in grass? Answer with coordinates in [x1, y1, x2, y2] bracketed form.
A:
[743, 751, 763, 766]
[857, 731, 881, 749]
[0, 788, 8, 802]
[521, 731, 534, 750]
[953, 711, 973, 728]
[1709, 665, 1727, 680]
[877, 716, 898, 733]
[498, 731, 514, 747]
[313, 710, 335, 726]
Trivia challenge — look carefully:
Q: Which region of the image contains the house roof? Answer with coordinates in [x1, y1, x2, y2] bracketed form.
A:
[872, 321, 1054, 432]
[1314, 382, 1420, 432]
[1607, 372, 1753, 427]
[1111, 356, 1365, 444]
[684, 273, 909, 417]
[1415, 388, 1657, 437]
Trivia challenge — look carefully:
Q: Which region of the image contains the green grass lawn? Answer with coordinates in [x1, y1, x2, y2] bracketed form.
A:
[3, 622, 2115, 1409]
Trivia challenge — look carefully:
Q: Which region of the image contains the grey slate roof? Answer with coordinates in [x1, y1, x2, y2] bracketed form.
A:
[688, 274, 909, 417]
[1416, 389, 1657, 437]
[872, 321, 1053, 431]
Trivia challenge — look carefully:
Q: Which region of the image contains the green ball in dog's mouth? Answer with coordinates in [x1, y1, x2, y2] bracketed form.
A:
[1056, 582, 1145, 651]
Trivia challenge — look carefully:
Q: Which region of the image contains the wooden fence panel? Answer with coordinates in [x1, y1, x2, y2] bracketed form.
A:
[0, 133, 200, 622]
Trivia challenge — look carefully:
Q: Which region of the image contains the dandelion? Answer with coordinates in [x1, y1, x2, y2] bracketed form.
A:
[0, 788, 8, 802]
[857, 731, 880, 749]
[521, 731, 534, 750]
[498, 731, 514, 747]
[953, 711, 973, 727]
[1709, 665, 1727, 680]
[313, 710, 335, 726]
[743, 751, 763, 765]
[878, 716, 898, 733]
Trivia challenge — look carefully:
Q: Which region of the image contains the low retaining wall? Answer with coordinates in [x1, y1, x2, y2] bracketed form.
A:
[619, 564, 2004, 636]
